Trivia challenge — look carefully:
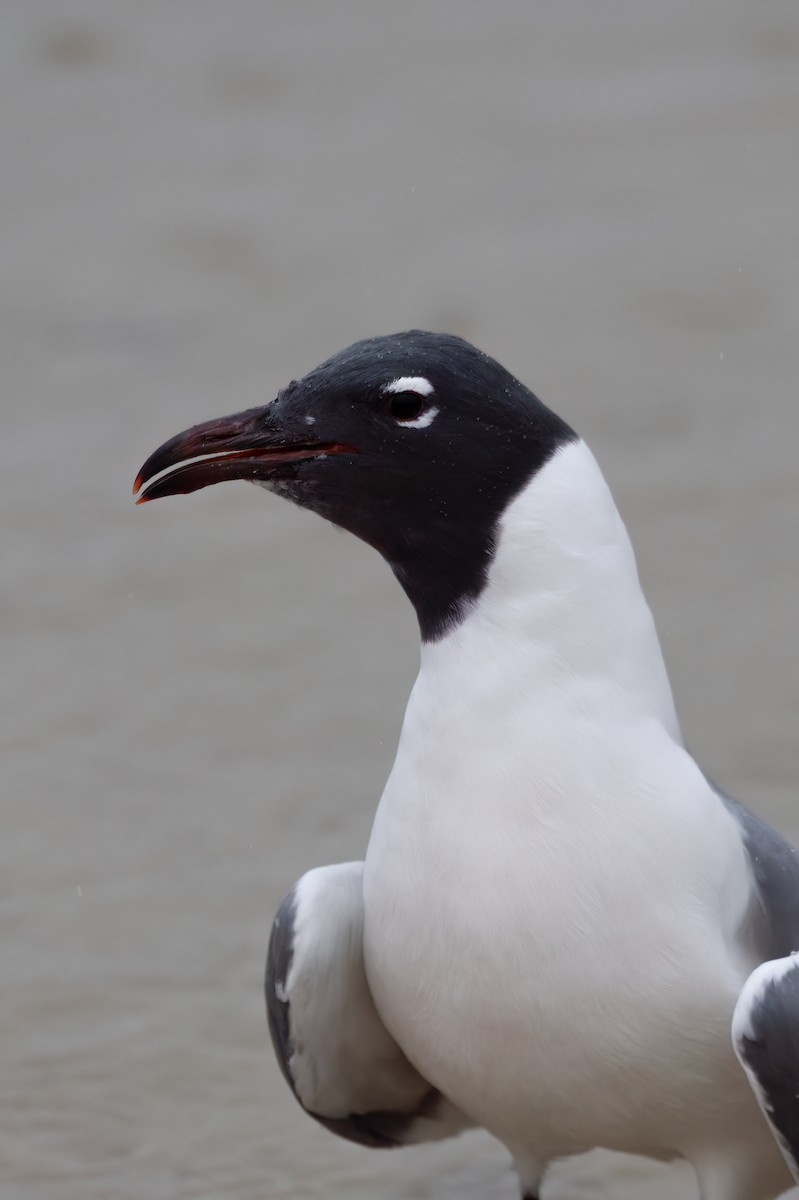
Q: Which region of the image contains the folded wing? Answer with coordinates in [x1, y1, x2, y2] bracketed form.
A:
[733, 956, 799, 1183]
[720, 787, 799, 1181]
[266, 861, 473, 1148]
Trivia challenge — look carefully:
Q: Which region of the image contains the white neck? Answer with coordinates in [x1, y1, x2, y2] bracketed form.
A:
[421, 439, 681, 741]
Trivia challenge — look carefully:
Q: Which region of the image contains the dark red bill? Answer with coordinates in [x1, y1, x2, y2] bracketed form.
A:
[133, 409, 356, 504]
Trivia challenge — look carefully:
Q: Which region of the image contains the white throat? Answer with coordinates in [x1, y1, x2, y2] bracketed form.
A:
[423, 439, 681, 741]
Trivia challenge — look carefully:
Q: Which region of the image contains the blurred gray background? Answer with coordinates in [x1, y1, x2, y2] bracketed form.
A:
[3, 2, 798, 1197]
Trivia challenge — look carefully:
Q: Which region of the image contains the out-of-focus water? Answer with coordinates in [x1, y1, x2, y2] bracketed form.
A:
[3, 2, 798, 1196]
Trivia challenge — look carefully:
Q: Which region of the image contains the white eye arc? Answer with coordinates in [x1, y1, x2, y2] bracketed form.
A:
[397, 404, 439, 430]
[382, 376, 435, 398]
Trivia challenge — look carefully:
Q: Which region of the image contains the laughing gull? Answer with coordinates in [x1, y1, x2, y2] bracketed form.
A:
[135, 331, 799, 1199]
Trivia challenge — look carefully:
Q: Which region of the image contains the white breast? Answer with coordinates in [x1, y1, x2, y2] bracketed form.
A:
[362, 440, 757, 1162]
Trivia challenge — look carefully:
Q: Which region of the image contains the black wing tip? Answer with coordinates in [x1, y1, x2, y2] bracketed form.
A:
[311, 1111, 408, 1149]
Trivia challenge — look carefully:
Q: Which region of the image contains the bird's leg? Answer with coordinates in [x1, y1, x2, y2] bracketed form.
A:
[512, 1149, 543, 1200]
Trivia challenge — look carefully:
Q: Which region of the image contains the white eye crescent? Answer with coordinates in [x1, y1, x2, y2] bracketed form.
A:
[397, 404, 439, 429]
[382, 376, 435, 398]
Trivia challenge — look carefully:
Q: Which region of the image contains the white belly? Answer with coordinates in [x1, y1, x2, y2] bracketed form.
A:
[363, 714, 762, 1162]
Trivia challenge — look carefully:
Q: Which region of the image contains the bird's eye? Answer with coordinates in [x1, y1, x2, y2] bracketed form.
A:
[386, 392, 426, 422]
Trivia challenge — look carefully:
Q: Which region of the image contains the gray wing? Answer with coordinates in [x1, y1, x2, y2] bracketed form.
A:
[266, 861, 474, 1149]
[713, 784, 799, 958]
[714, 783, 799, 1179]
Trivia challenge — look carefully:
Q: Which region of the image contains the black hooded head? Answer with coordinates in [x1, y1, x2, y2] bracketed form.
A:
[135, 331, 576, 640]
